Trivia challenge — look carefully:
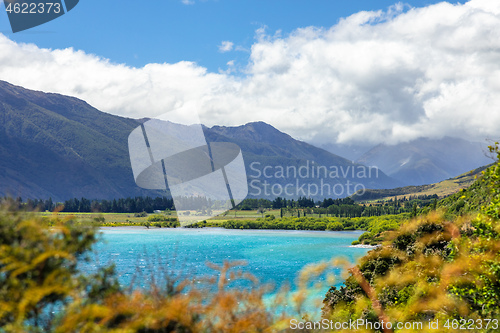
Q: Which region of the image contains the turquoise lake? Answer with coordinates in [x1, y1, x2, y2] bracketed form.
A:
[91, 227, 369, 296]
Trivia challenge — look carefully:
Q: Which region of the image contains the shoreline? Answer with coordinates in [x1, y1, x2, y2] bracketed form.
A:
[99, 225, 366, 232]
[98, 226, 367, 236]
[349, 244, 381, 249]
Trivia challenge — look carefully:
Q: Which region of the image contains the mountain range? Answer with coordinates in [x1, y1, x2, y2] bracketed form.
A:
[0, 80, 398, 201]
[203, 122, 399, 199]
[0, 80, 491, 202]
[355, 137, 492, 186]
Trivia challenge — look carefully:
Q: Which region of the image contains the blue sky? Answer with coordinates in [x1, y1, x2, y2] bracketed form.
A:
[1, 0, 466, 72]
[1, 0, 497, 147]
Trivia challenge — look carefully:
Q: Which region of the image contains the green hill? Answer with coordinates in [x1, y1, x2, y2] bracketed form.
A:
[352, 164, 492, 202]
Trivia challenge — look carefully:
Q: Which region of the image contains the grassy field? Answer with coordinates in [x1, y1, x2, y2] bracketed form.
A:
[210, 209, 281, 220]
[39, 209, 286, 227]
[38, 208, 348, 227]
[39, 212, 154, 226]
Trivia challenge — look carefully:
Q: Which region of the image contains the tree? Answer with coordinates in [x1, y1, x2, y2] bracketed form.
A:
[257, 207, 266, 218]
[411, 202, 418, 217]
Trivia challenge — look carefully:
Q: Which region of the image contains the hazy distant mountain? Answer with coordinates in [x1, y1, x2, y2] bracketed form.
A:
[0, 80, 398, 201]
[319, 142, 374, 161]
[356, 137, 492, 186]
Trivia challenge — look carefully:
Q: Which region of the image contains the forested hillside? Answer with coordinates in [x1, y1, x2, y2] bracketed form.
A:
[0, 80, 154, 200]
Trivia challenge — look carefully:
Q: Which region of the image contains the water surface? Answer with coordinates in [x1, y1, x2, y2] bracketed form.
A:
[91, 227, 369, 292]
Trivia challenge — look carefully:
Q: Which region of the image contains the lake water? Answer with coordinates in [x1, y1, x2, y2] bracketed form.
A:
[90, 227, 369, 296]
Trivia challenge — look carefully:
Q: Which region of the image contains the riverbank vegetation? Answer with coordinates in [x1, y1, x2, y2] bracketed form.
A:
[6, 187, 435, 218]
[4, 194, 428, 245]
[186, 214, 408, 246]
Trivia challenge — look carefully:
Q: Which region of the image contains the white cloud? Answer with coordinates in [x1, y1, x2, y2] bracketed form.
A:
[181, 0, 194, 5]
[218, 41, 234, 53]
[0, 35, 225, 120]
[234, 45, 249, 52]
[218, 60, 236, 75]
[1, 0, 500, 146]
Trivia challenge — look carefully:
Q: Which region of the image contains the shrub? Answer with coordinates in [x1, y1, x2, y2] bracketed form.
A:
[147, 214, 178, 223]
[327, 222, 344, 231]
[0, 204, 119, 331]
[93, 216, 105, 223]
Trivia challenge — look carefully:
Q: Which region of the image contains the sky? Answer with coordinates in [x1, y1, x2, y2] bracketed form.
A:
[2, 0, 499, 147]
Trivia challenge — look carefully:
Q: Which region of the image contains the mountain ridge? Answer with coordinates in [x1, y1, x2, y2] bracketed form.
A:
[0, 80, 153, 201]
[0, 80, 407, 201]
[204, 122, 400, 198]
